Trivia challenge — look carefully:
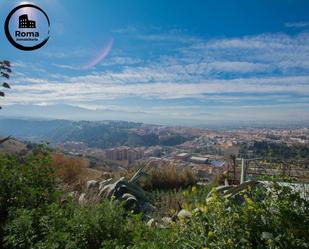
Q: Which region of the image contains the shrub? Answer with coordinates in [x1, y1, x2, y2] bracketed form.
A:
[48, 153, 86, 185]
[1, 145, 308, 249]
[150, 188, 184, 217]
[0, 144, 58, 245]
[0, 145, 57, 217]
[173, 183, 309, 249]
[3, 200, 133, 249]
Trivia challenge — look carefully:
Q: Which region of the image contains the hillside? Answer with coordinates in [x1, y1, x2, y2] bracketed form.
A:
[0, 118, 194, 149]
[0, 137, 27, 155]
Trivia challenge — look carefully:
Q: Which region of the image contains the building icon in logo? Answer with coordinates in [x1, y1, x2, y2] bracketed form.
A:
[19, 14, 36, 28]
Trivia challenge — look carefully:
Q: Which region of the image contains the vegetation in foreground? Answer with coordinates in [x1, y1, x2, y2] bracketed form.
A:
[1, 145, 308, 249]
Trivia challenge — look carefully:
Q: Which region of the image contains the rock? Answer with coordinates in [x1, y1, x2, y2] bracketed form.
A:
[86, 180, 99, 191]
[177, 209, 192, 219]
[147, 218, 169, 229]
[78, 193, 87, 205]
[262, 232, 274, 240]
[67, 191, 78, 199]
[147, 218, 156, 227]
[162, 216, 172, 225]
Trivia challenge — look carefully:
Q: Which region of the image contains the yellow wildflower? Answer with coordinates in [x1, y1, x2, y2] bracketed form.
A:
[244, 194, 256, 212]
[191, 186, 197, 193]
[200, 205, 208, 213]
[227, 239, 233, 246]
[182, 190, 189, 197]
[233, 213, 239, 220]
[183, 203, 190, 211]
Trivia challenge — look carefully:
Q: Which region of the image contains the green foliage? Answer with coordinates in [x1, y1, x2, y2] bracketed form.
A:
[172, 183, 309, 249]
[3, 200, 134, 249]
[0, 144, 56, 222]
[0, 60, 12, 110]
[149, 185, 212, 218]
[0, 144, 58, 247]
[241, 141, 309, 160]
[1, 146, 308, 249]
[150, 188, 184, 217]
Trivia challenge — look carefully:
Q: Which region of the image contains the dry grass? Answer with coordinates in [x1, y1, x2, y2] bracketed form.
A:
[49, 154, 86, 184]
[117, 163, 197, 190]
[141, 164, 197, 190]
[79, 167, 102, 183]
[49, 153, 103, 191]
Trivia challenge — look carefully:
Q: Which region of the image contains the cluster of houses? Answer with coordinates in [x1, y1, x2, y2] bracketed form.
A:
[175, 152, 227, 180]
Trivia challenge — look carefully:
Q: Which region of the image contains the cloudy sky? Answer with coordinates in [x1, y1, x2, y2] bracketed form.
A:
[1, 0, 309, 126]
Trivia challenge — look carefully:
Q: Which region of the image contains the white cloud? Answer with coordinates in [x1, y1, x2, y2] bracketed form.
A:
[52, 64, 79, 70]
[206, 61, 270, 73]
[183, 33, 309, 73]
[6, 31, 309, 124]
[100, 57, 142, 66]
[285, 22, 309, 28]
[5, 74, 309, 106]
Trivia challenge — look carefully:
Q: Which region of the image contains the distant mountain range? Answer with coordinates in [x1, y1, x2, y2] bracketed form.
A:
[1, 104, 307, 129]
[0, 118, 193, 149]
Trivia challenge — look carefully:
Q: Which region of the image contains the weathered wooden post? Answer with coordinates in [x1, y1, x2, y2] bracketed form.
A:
[240, 158, 246, 184]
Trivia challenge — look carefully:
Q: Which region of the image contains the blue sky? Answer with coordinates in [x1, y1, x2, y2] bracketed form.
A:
[1, 0, 309, 126]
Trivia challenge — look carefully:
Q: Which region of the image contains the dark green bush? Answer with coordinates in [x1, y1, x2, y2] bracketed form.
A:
[0, 144, 58, 244]
[4, 200, 134, 249]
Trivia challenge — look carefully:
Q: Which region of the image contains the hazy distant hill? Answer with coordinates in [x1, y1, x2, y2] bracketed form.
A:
[0, 118, 191, 149]
[0, 137, 27, 155]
